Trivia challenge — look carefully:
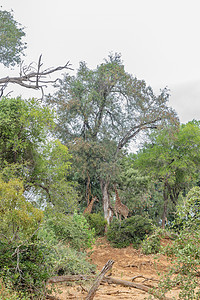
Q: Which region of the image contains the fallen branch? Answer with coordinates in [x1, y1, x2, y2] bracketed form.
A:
[103, 276, 172, 300]
[85, 260, 114, 300]
[47, 273, 171, 300]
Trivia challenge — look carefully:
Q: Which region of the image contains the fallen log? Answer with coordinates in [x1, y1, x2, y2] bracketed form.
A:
[103, 276, 150, 292]
[102, 276, 172, 300]
[47, 273, 172, 300]
[85, 260, 114, 300]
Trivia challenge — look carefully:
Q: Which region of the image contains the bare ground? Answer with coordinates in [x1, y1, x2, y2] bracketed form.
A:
[50, 237, 180, 299]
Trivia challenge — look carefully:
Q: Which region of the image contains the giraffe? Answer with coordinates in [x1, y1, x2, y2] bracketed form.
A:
[114, 185, 129, 221]
[83, 196, 98, 214]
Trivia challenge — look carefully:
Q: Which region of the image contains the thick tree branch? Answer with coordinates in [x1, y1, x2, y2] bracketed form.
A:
[115, 118, 162, 156]
[0, 55, 73, 98]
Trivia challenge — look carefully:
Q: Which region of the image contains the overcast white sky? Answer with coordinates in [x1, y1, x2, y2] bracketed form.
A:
[1, 0, 200, 123]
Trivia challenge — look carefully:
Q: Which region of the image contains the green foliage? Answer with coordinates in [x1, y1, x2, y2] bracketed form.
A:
[0, 97, 54, 166]
[141, 229, 162, 254]
[38, 213, 96, 276]
[68, 212, 96, 250]
[0, 280, 28, 300]
[0, 97, 78, 211]
[153, 188, 200, 299]
[106, 215, 153, 248]
[42, 209, 95, 251]
[0, 176, 43, 242]
[135, 122, 200, 225]
[0, 240, 53, 299]
[31, 140, 78, 212]
[48, 53, 176, 147]
[51, 245, 96, 276]
[0, 203, 95, 298]
[0, 10, 26, 67]
[116, 155, 153, 216]
[38, 223, 96, 276]
[0, 176, 48, 298]
[84, 213, 107, 236]
[174, 186, 200, 229]
[154, 229, 200, 299]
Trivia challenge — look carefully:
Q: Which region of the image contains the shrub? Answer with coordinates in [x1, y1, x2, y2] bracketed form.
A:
[43, 208, 95, 251]
[0, 240, 53, 299]
[0, 207, 96, 299]
[52, 245, 96, 276]
[38, 223, 96, 276]
[0, 280, 28, 300]
[151, 188, 200, 299]
[106, 215, 153, 248]
[141, 230, 161, 254]
[84, 213, 107, 236]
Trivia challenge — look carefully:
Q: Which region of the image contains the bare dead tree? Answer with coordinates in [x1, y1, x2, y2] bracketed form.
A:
[0, 55, 73, 98]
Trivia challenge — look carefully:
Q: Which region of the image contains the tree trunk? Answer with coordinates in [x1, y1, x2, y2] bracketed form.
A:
[100, 179, 113, 226]
[162, 182, 168, 229]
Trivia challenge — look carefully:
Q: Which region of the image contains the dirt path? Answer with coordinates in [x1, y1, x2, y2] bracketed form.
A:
[51, 237, 179, 299]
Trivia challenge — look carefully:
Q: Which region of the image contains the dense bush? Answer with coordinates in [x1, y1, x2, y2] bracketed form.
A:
[0, 203, 96, 298]
[0, 221, 96, 299]
[43, 209, 95, 251]
[52, 245, 96, 276]
[0, 240, 53, 299]
[84, 212, 107, 236]
[152, 188, 200, 299]
[151, 228, 200, 300]
[106, 215, 153, 248]
[141, 229, 161, 254]
[38, 223, 96, 276]
[0, 280, 28, 300]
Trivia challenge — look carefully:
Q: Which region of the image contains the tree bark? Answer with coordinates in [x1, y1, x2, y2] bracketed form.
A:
[100, 179, 113, 225]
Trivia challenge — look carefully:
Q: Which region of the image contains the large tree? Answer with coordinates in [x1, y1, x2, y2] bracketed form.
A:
[47, 53, 178, 223]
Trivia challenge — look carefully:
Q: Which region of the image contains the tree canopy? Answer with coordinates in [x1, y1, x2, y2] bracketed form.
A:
[0, 10, 26, 67]
[135, 121, 200, 227]
[0, 96, 78, 211]
[48, 53, 177, 150]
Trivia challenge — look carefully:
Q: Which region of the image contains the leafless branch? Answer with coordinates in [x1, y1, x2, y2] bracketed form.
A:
[0, 55, 73, 98]
[86, 260, 115, 300]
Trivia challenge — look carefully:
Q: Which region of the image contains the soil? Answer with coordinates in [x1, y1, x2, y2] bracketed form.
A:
[50, 237, 179, 299]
